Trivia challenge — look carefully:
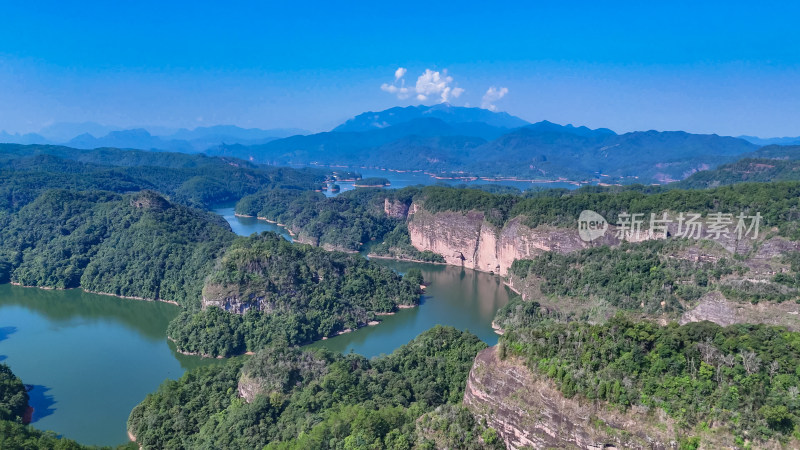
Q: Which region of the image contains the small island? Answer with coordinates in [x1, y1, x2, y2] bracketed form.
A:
[354, 177, 391, 187]
[330, 183, 341, 192]
[332, 170, 361, 182]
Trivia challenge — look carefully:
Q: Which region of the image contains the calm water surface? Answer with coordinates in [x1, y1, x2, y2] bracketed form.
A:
[0, 285, 215, 446]
[219, 213, 513, 358]
[1, 181, 514, 446]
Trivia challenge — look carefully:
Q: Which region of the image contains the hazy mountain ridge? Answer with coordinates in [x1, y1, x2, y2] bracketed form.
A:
[0, 123, 309, 152]
[739, 135, 800, 146]
[3, 107, 791, 184]
[212, 108, 760, 183]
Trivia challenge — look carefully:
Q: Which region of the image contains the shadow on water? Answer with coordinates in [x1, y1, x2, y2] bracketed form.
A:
[0, 285, 179, 340]
[27, 384, 57, 422]
[0, 325, 18, 342]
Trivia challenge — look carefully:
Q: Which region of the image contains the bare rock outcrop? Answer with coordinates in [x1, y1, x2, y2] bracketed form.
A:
[680, 290, 800, 331]
[464, 347, 681, 449]
[384, 198, 410, 219]
[407, 204, 618, 276]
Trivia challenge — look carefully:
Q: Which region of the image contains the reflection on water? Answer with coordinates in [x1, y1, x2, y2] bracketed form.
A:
[0, 285, 177, 340]
[216, 207, 514, 359]
[0, 284, 217, 446]
[306, 260, 512, 358]
[213, 206, 293, 241]
[27, 384, 56, 423]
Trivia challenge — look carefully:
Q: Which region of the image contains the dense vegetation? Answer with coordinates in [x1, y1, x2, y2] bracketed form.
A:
[499, 310, 800, 444]
[236, 188, 399, 251]
[0, 144, 327, 210]
[0, 363, 28, 422]
[417, 182, 800, 237]
[508, 239, 752, 314]
[0, 190, 233, 306]
[236, 186, 444, 262]
[167, 232, 423, 356]
[130, 326, 501, 449]
[676, 158, 800, 189]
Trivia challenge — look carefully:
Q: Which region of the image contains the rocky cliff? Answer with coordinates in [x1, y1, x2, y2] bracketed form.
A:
[462, 347, 758, 450]
[406, 203, 775, 277]
[407, 203, 618, 276]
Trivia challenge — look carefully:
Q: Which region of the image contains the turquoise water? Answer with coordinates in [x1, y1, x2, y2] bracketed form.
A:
[213, 205, 293, 240]
[219, 213, 512, 358]
[0, 285, 215, 446]
[0, 197, 512, 447]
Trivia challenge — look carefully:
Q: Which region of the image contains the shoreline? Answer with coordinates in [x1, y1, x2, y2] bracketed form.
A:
[171, 302, 419, 358]
[7, 282, 180, 306]
[306, 162, 594, 186]
[366, 254, 448, 266]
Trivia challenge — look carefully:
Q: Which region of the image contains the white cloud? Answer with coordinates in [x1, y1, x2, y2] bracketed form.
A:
[381, 67, 463, 104]
[380, 80, 410, 99]
[481, 86, 509, 111]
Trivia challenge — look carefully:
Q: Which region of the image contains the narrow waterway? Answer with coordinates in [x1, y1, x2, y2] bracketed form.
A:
[215, 210, 513, 358]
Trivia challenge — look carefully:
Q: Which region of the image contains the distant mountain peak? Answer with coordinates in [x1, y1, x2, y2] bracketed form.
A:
[524, 120, 617, 138]
[333, 105, 530, 133]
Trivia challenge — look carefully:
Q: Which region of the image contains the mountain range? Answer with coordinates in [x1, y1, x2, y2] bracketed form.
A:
[4, 105, 796, 184]
[0, 124, 308, 152]
[207, 105, 759, 183]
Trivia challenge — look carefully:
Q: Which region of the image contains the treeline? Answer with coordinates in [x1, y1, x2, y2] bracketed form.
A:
[0, 144, 327, 211]
[235, 186, 444, 262]
[416, 182, 800, 237]
[508, 239, 752, 314]
[676, 158, 800, 189]
[0, 190, 233, 306]
[129, 326, 502, 449]
[498, 310, 800, 444]
[167, 232, 422, 356]
[236, 188, 399, 251]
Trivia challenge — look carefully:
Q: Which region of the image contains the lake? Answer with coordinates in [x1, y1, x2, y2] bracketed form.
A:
[0, 285, 215, 446]
[219, 212, 513, 358]
[322, 167, 579, 197]
[0, 199, 512, 447]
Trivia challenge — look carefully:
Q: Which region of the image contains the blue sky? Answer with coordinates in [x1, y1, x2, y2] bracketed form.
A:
[1, 1, 798, 136]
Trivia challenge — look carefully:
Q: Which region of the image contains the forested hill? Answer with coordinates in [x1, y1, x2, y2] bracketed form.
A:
[167, 232, 423, 356]
[496, 306, 800, 446]
[0, 190, 234, 305]
[674, 145, 800, 189]
[0, 143, 327, 209]
[129, 326, 501, 449]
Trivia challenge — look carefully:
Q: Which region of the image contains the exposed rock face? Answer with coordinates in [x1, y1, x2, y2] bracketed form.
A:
[464, 347, 680, 449]
[129, 190, 171, 211]
[681, 290, 800, 331]
[238, 374, 260, 403]
[407, 204, 619, 276]
[384, 198, 410, 219]
[406, 203, 775, 276]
